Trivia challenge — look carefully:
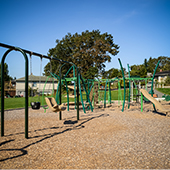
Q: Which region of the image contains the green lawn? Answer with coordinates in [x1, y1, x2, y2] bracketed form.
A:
[0, 89, 129, 110]
[156, 88, 170, 95]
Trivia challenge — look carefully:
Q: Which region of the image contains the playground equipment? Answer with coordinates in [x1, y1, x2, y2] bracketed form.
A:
[29, 53, 42, 110]
[140, 89, 170, 116]
[125, 60, 161, 111]
[0, 43, 79, 138]
[55, 64, 93, 114]
[162, 94, 170, 101]
[45, 97, 66, 112]
[86, 77, 123, 109]
[1, 42, 162, 139]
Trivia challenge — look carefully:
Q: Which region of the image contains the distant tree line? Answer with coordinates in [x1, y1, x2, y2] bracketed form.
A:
[103, 56, 170, 79]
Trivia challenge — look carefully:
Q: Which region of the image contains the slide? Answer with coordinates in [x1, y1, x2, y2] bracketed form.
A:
[140, 89, 170, 116]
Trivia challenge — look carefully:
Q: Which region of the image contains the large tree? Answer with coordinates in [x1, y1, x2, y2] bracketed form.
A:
[44, 30, 119, 79]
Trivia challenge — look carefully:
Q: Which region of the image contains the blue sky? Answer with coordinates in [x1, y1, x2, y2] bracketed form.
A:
[0, 0, 170, 79]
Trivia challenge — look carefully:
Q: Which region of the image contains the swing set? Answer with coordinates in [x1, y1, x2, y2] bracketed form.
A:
[0, 43, 80, 138]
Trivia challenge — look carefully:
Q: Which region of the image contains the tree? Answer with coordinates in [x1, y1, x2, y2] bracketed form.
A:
[0, 63, 12, 81]
[165, 76, 170, 86]
[130, 64, 147, 78]
[144, 58, 148, 72]
[44, 30, 119, 79]
[102, 68, 123, 79]
[130, 56, 170, 78]
[0, 63, 13, 90]
[147, 56, 170, 73]
[84, 67, 98, 79]
[158, 56, 170, 71]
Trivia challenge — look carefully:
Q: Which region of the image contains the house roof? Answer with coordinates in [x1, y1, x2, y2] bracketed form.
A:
[16, 75, 58, 82]
[155, 70, 170, 77]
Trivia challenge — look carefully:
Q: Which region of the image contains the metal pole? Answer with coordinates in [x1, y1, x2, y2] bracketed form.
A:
[1, 48, 28, 138]
[118, 58, 126, 112]
[108, 82, 111, 104]
[151, 60, 160, 111]
[104, 80, 108, 108]
[77, 73, 79, 120]
[141, 93, 143, 112]
[127, 64, 131, 109]
[59, 69, 62, 120]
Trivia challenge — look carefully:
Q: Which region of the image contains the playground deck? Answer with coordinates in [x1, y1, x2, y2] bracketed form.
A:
[0, 103, 170, 169]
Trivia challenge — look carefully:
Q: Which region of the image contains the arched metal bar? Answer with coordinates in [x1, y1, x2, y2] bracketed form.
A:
[1, 47, 28, 138]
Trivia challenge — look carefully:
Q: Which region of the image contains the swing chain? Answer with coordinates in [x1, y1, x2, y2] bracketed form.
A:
[38, 56, 43, 98]
[29, 52, 34, 97]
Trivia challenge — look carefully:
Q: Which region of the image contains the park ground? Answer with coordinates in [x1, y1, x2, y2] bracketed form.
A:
[0, 102, 170, 169]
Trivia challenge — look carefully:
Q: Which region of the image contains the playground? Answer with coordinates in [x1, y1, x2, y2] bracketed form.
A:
[1, 43, 170, 169]
[0, 102, 170, 169]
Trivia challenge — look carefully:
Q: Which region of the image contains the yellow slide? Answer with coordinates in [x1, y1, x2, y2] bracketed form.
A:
[140, 89, 170, 116]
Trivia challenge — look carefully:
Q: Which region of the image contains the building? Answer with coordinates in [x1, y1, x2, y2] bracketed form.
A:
[154, 70, 170, 83]
[4, 80, 16, 97]
[16, 75, 58, 97]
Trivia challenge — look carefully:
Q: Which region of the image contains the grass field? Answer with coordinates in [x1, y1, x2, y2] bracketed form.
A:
[0, 89, 127, 110]
[156, 88, 170, 95]
[3, 88, 170, 110]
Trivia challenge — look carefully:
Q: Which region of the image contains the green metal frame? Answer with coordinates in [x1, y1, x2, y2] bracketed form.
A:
[0, 42, 79, 138]
[1, 47, 29, 139]
[118, 58, 126, 112]
[151, 60, 160, 111]
[126, 60, 160, 112]
[56, 63, 94, 120]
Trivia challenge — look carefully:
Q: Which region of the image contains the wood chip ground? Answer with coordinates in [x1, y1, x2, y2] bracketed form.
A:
[0, 102, 170, 169]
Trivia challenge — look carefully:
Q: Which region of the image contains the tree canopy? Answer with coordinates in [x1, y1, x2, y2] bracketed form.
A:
[102, 56, 170, 79]
[0, 63, 12, 90]
[130, 56, 170, 78]
[44, 30, 119, 79]
[101, 68, 124, 79]
[0, 63, 12, 81]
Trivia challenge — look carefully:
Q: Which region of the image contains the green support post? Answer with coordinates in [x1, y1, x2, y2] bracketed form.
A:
[108, 82, 111, 104]
[127, 64, 131, 109]
[77, 73, 79, 120]
[118, 58, 126, 112]
[151, 60, 160, 111]
[98, 81, 100, 104]
[141, 93, 143, 112]
[64, 79, 69, 111]
[59, 70, 62, 120]
[1, 48, 28, 139]
[104, 80, 108, 108]
[73, 66, 77, 110]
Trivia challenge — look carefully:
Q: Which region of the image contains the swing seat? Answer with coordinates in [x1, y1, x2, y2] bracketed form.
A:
[45, 97, 66, 112]
[31, 102, 41, 110]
